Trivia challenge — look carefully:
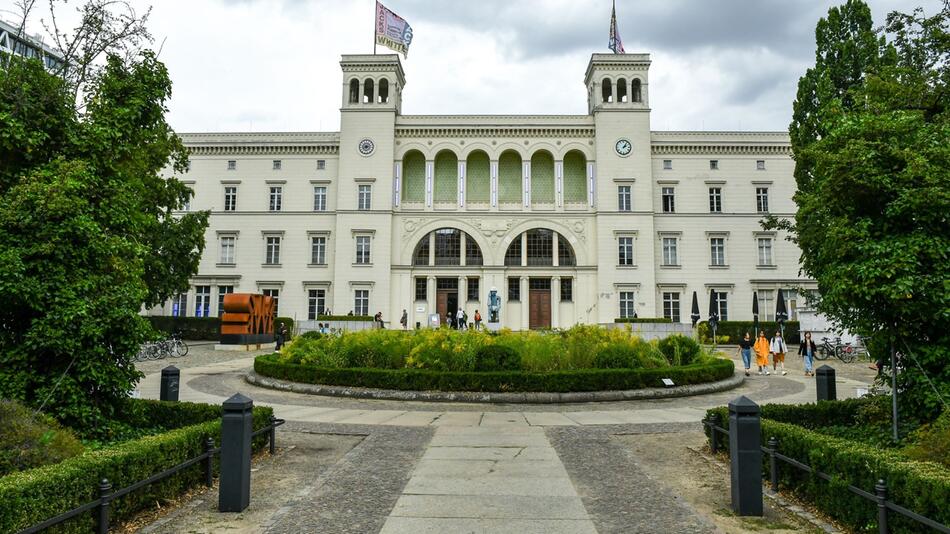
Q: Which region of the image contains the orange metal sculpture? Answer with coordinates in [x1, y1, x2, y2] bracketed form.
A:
[220, 293, 275, 344]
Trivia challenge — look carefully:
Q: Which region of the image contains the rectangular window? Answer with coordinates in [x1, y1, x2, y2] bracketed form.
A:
[269, 186, 282, 211]
[662, 237, 678, 266]
[710, 237, 725, 266]
[662, 187, 675, 213]
[708, 187, 722, 213]
[662, 159, 672, 170]
[467, 277, 479, 301]
[313, 186, 327, 211]
[619, 291, 636, 319]
[308, 289, 326, 320]
[355, 236, 371, 264]
[663, 292, 681, 322]
[310, 236, 327, 265]
[224, 186, 237, 211]
[316, 159, 326, 170]
[265, 236, 281, 265]
[171, 293, 187, 317]
[713, 292, 729, 320]
[227, 160, 236, 170]
[757, 237, 773, 266]
[217, 286, 234, 317]
[709, 160, 719, 170]
[263, 288, 279, 317]
[415, 277, 427, 301]
[219, 236, 235, 264]
[618, 236, 634, 266]
[508, 277, 520, 301]
[560, 278, 573, 302]
[358, 184, 371, 211]
[182, 188, 192, 211]
[756, 160, 766, 170]
[354, 289, 369, 316]
[756, 187, 769, 213]
[194, 286, 211, 318]
[272, 160, 282, 170]
[617, 185, 631, 212]
[757, 290, 775, 321]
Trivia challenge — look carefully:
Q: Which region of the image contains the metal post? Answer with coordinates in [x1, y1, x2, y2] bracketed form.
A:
[160, 365, 180, 402]
[97, 478, 112, 534]
[876, 479, 888, 534]
[890, 344, 899, 443]
[816, 365, 837, 401]
[767, 437, 779, 492]
[709, 413, 720, 454]
[204, 437, 215, 487]
[219, 393, 254, 512]
[269, 415, 277, 455]
[729, 395, 763, 516]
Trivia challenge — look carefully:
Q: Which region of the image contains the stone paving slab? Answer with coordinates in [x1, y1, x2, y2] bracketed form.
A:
[403, 475, 578, 497]
[333, 409, 406, 425]
[429, 411, 483, 426]
[479, 412, 529, 426]
[389, 494, 590, 519]
[523, 412, 580, 426]
[411, 459, 570, 478]
[379, 411, 442, 426]
[428, 432, 550, 447]
[422, 446, 557, 461]
[563, 410, 629, 425]
[379, 517, 598, 534]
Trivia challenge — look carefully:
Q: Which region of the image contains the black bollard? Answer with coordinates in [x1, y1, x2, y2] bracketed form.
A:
[219, 393, 253, 512]
[816, 365, 837, 401]
[160, 365, 180, 402]
[729, 395, 763, 516]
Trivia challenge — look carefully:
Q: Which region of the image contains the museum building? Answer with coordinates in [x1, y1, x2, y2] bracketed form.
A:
[151, 52, 814, 329]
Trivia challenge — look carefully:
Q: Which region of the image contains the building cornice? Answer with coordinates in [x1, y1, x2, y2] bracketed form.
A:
[395, 126, 595, 139]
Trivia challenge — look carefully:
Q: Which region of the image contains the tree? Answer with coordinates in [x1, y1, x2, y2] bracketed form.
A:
[0, 12, 208, 435]
[780, 2, 950, 419]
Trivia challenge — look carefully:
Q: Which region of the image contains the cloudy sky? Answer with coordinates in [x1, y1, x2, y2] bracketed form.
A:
[7, 0, 944, 133]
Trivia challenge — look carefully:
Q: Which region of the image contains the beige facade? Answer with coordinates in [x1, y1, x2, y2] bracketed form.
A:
[154, 52, 813, 329]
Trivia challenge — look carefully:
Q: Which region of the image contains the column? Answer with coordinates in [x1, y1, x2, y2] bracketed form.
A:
[555, 160, 563, 208]
[393, 161, 402, 207]
[460, 233, 467, 266]
[458, 160, 466, 208]
[428, 232, 435, 266]
[521, 277, 529, 329]
[520, 232, 527, 267]
[458, 276, 466, 317]
[552, 276, 561, 329]
[490, 160, 498, 209]
[552, 233, 559, 267]
[523, 160, 531, 208]
[427, 275, 436, 321]
[425, 160, 434, 207]
[587, 162, 596, 208]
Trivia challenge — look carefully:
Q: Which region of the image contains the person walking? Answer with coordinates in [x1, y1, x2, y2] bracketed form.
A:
[799, 332, 817, 377]
[754, 330, 771, 375]
[737, 332, 753, 377]
[400, 309, 408, 330]
[446, 311, 453, 328]
[275, 323, 289, 351]
[770, 330, 788, 375]
[474, 310, 482, 330]
[457, 307, 465, 330]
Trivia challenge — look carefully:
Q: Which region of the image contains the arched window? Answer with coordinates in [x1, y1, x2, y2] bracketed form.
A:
[504, 230, 577, 267]
[363, 78, 375, 104]
[602, 78, 613, 103]
[378, 79, 389, 103]
[466, 150, 490, 203]
[617, 78, 628, 103]
[563, 150, 587, 204]
[349, 79, 359, 104]
[402, 150, 425, 202]
[412, 228, 483, 266]
[498, 150, 522, 205]
[631, 78, 642, 103]
[433, 150, 458, 203]
[530, 150, 555, 205]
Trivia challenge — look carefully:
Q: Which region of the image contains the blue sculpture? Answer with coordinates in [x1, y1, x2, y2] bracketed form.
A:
[488, 287, 501, 323]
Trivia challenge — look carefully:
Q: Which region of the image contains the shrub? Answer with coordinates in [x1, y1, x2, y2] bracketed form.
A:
[474, 344, 521, 372]
[255, 353, 734, 392]
[593, 345, 638, 369]
[0, 400, 273, 534]
[657, 334, 702, 366]
[145, 316, 220, 340]
[698, 320, 800, 344]
[0, 400, 84, 477]
[904, 410, 950, 468]
[297, 330, 324, 342]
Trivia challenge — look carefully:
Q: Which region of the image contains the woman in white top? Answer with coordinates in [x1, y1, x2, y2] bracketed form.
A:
[770, 331, 788, 375]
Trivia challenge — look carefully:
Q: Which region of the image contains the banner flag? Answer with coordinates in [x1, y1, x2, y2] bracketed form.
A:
[376, 1, 413, 58]
[608, 0, 625, 54]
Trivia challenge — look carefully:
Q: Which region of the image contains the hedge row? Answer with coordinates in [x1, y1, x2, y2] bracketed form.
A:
[613, 317, 674, 323]
[254, 353, 734, 392]
[145, 316, 221, 340]
[706, 403, 950, 533]
[315, 315, 374, 322]
[699, 320, 801, 343]
[0, 400, 273, 534]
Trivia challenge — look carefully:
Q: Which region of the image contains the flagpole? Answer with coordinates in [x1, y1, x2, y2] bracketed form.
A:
[373, 1, 377, 54]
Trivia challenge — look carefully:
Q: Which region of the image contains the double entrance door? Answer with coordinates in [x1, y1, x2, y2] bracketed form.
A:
[528, 278, 551, 330]
[435, 278, 458, 326]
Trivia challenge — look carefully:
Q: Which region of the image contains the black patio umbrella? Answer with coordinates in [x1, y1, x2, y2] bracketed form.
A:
[752, 291, 760, 337]
[775, 289, 788, 338]
[708, 289, 720, 349]
[690, 291, 701, 327]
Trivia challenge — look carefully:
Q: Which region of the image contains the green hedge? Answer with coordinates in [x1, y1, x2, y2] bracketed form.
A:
[698, 320, 801, 344]
[145, 316, 221, 340]
[705, 403, 950, 533]
[317, 315, 374, 322]
[0, 399, 273, 534]
[613, 317, 674, 323]
[255, 353, 734, 393]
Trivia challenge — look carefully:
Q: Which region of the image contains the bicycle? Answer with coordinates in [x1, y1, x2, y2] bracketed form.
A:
[816, 336, 856, 363]
[816, 337, 837, 361]
[170, 332, 188, 357]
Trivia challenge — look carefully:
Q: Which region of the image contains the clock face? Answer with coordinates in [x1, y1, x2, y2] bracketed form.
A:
[615, 138, 632, 156]
[358, 138, 375, 156]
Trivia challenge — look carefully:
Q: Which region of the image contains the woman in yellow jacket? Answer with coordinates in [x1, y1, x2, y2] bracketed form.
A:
[753, 330, 771, 375]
